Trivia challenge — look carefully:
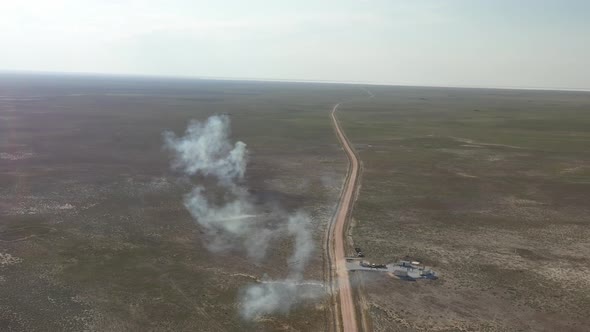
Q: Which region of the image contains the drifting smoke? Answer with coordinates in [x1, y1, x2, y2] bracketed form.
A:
[240, 277, 322, 319]
[164, 116, 247, 185]
[164, 115, 323, 319]
[164, 115, 272, 260]
[239, 211, 320, 319]
[286, 212, 314, 276]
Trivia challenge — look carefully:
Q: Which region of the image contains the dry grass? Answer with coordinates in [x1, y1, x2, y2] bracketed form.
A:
[341, 86, 590, 331]
[0, 74, 354, 331]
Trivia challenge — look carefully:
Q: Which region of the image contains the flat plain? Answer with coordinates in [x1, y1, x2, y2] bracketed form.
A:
[0, 74, 353, 331]
[339, 86, 590, 331]
[2, 74, 589, 331]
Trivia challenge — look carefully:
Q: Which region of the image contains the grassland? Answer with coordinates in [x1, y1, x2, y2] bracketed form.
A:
[339, 86, 590, 331]
[3, 74, 589, 331]
[0, 74, 356, 331]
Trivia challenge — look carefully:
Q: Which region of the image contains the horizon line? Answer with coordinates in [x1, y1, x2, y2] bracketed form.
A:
[1, 69, 589, 93]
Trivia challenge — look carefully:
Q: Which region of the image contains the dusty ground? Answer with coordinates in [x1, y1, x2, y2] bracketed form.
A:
[0, 73, 355, 331]
[4, 74, 588, 331]
[339, 87, 590, 331]
[328, 103, 361, 332]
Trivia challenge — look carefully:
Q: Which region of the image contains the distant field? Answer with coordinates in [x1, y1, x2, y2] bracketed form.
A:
[0, 74, 356, 331]
[339, 87, 590, 331]
[3, 74, 589, 331]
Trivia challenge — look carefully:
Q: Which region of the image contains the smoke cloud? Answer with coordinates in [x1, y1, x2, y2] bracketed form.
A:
[164, 116, 247, 184]
[164, 115, 272, 260]
[239, 278, 322, 319]
[164, 115, 324, 319]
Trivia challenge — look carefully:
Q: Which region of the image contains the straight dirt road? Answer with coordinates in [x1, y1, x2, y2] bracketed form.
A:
[328, 102, 360, 332]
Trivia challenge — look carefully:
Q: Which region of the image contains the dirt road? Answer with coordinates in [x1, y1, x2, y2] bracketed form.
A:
[328, 103, 360, 332]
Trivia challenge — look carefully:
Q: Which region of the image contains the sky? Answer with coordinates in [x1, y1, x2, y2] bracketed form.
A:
[1, 0, 589, 90]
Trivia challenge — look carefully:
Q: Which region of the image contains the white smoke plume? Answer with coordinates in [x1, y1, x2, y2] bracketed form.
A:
[239, 277, 323, 319]
[286, 212, 315, 277]
[164, 115, 272, 260]
[164, 115, 324, 319]
[164, 116, 247, 185]
[239, 211, 323, 319]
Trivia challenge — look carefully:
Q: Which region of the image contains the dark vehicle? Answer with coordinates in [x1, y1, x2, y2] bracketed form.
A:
[354, 247, 365, 257]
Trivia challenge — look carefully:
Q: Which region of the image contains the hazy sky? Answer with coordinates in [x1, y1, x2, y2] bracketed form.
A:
[1, 0, 589, 89]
